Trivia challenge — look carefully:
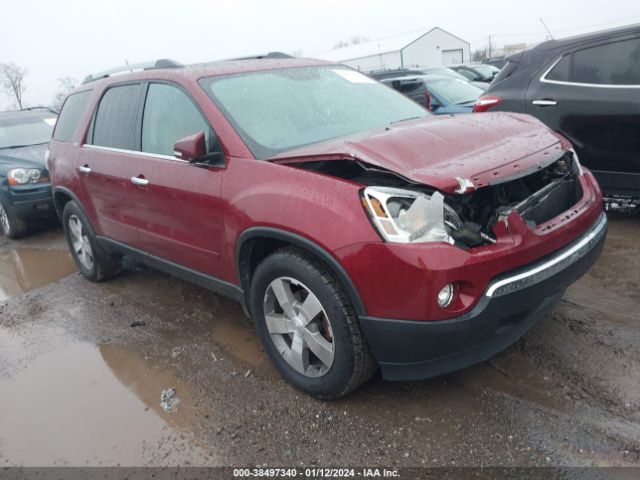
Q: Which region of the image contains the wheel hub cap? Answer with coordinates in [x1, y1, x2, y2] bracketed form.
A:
[263, 277, 334, 378]
[68, 214, 94, 270]
[0, 204, 9, 234]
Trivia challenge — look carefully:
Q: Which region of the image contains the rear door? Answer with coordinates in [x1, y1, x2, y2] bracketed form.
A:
[526, 36, 640, 195]
[128, 82, 226, 276]
[78, 83, 144, 245]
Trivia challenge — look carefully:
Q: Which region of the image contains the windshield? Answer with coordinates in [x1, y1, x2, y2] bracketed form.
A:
[0, 114, 56, 149]
[200, 66, 429, 159]
[424, 78, 483, 105]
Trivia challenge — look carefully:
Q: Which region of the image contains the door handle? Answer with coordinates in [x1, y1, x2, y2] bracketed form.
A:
[532, 99, 558, 106]
[78, 165, 91, 174]
[130, 176, 149, 186]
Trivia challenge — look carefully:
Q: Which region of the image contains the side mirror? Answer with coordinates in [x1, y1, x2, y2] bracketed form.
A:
[173, 131, 206, 162]
[424, 90, 432, 111]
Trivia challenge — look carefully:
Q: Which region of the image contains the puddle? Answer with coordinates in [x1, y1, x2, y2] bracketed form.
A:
[210, 307, 273, 373]
[0, 248, 76, 301]
[0, 327, 216, 466]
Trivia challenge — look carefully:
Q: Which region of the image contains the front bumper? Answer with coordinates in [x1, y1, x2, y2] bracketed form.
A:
[359, 213, 607, 381]
[1, 183, 55, 220]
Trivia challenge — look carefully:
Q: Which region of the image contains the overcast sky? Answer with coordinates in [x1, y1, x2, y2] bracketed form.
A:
[1, 0, 639, 109]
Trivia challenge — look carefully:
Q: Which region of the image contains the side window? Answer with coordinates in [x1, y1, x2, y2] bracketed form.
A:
[546, 55, 571, 82]
[92, 84, 142, 150]
[53, 91, 91, 142]
[571, 38, 640, 85]
[141, 83, 211, 157]
[457, 69, 479, 81]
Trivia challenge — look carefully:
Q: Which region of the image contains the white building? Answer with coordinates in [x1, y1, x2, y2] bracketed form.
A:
[316, 27, 471, 72]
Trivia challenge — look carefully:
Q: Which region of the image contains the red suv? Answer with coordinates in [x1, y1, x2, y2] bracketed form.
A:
[48, 56, 606, 398]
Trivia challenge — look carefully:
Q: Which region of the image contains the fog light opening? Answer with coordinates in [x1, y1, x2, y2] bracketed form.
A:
[437, 283, 456, 308]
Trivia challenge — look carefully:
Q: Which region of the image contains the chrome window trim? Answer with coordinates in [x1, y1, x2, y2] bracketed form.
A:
[485, 214, 607, 297]
[81, 144, 182, 162]
[540, 56, 640, 89]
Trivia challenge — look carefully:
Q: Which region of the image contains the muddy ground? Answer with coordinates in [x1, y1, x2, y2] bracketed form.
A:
[0, 215, 639, 467]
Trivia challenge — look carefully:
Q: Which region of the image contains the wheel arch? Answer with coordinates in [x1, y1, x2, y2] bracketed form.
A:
[53, 186, 82, 219]
[236, 227, 367, 317]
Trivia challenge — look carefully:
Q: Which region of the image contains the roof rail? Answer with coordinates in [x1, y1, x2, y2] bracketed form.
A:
[81, 59, 183, 85]
[20, 106, 59, 115]
[227, 51, 293, 61]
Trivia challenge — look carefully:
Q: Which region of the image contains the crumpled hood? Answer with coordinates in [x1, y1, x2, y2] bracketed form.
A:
[270, 112, 568, 193]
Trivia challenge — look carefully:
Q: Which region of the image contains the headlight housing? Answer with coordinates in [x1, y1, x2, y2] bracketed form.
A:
[7, 168, 47, 186]
[361, 186, 459, 244]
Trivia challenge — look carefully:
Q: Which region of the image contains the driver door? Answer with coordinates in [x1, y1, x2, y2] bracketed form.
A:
[128, 82, 226, 277]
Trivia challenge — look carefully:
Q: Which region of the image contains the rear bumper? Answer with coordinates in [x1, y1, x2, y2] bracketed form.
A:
[359, 213, 607, 381]
[1, 184, 55, 220]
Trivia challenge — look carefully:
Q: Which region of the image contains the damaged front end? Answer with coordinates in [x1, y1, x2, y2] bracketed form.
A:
[293, 150, 584, 249]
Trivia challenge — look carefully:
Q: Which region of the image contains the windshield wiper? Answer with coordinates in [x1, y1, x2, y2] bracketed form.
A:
[0, 141, 49, 149]
[389, 116, 424, 125]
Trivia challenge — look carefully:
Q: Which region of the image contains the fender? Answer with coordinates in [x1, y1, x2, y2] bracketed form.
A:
[236, 227, 367, 317]
[52, 186, 85, 218]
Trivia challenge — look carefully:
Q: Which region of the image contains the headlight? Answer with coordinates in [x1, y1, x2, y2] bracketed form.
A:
[7, 168, 47, 186]
[569, 148, 583, 175]
[361, 186, 457, 244]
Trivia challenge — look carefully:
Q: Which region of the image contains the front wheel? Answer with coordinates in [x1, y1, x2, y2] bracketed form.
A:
[250, 248, 376, 399]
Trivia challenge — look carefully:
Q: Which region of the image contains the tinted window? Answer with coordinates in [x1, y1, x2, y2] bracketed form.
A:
[456, 68, 480, 81]
[92, 84, 142, 150]
[201, 67, 428, 159]
[571, 38, 640, 85]
[387, 79, 424, 93]
[546, 55, 571, 81]
[141, 83, 210, 156]
[53, 91, 91, 142]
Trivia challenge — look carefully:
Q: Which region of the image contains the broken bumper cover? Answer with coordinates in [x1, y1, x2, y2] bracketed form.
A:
[359, 213, 607, 381]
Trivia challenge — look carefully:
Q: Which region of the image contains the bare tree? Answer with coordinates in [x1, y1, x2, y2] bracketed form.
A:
[472, 48, 487, 62]
[334, 35, 370, 49]
[0, 62, 28, 109]
[52, 76, 79, 111]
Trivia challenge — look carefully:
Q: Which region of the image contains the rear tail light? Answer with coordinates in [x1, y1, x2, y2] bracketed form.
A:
[473, 95, 502, 113]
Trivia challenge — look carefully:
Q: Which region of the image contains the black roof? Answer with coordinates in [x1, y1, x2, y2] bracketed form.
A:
[534, 23, 640, 52]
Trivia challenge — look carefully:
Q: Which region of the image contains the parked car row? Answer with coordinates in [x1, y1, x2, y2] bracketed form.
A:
[0, 107, 57, 238]
[44, 55, 606, 398]
[369, 65, 490, 114]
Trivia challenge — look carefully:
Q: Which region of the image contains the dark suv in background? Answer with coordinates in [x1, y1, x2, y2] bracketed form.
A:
[474, 25, 640, 201]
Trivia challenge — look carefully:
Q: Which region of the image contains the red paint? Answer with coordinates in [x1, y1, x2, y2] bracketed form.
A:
[49, 59, 604, 322]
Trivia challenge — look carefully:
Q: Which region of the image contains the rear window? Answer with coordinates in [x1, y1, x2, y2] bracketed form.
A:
[425, 78, 483, 105]
[546, 55, 571, 81]
[91, 84, 142, 150]
[53, 91, 91, 143]
[571, 38, 640, 85]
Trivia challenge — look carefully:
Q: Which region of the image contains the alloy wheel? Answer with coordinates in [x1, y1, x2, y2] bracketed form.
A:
[68, 214, 94, 270]
[263, 276, 334, 377]
[0, 204, 9, 235]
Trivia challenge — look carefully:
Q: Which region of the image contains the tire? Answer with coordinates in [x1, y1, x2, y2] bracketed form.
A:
[0, 201, 27, 239]
[62, 200, 121, 282]
[250, 248, 376, 399]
